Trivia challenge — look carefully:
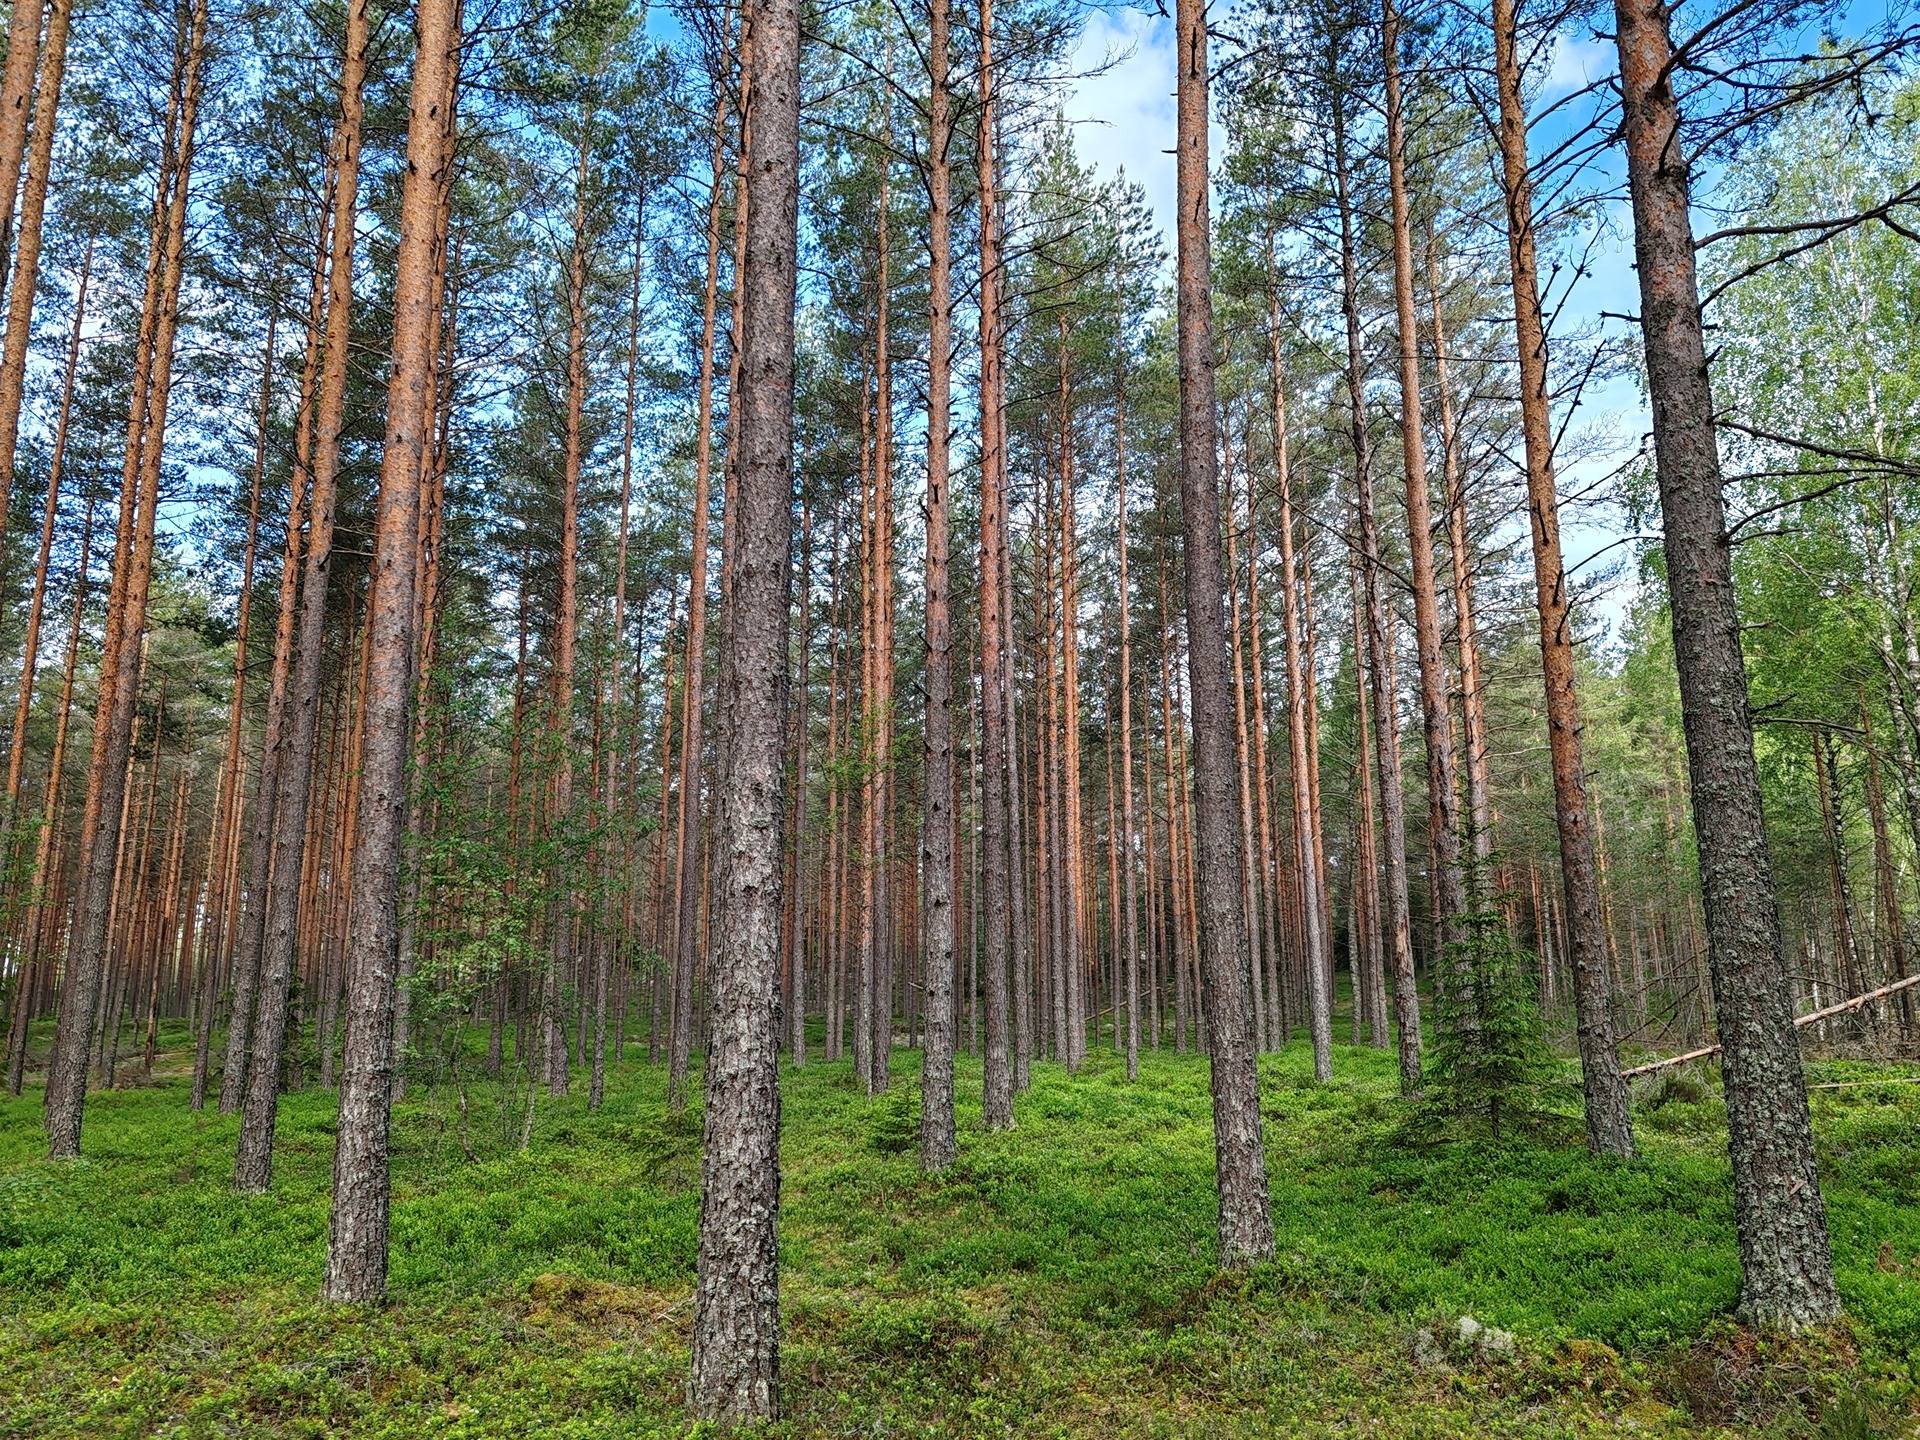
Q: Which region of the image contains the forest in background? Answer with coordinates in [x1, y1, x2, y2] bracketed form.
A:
[0, 0, 1918, 1426]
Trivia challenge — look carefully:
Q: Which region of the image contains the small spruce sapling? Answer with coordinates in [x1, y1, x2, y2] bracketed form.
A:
[1421, 862, 1558, 1141]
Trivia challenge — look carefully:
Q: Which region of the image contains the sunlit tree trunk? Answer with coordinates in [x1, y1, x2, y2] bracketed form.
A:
[1039, 417, 1062, 1062]
[974, 0, 1013, 1129]
[1115, 369, 1140, 1079]
[1489, 0, 1632, 1156]
[3, 238, 88, 833]
[858, 153, 896, 1094]
[1224, 452, 1266, 1054]
[1242, 419, 1283, 1051]
[0, 0, 43, 397]
[224, 185, 332, 1114]
[141, 771, 187, 1076]
[1057, 327, 1085, 1068]
[997, 313, 1032, 1095]
[5, 503, 89, 1094]
[43, 0, 207, 1158]
[596, 187, 646, 1103]
[0, 0, 73, 563]
[874, 197, 897, 1091]
[855, 357, 878, 1084]
[235, 0, 373, 1192]
[322, 0, 459, 1300]
[191, 304, 273, 1111]
[1424, 237, 1492, 867]
[820, 533, 845, 1061]
[540, 112, 593, 1101]
[1265, 309, 1330, 1076]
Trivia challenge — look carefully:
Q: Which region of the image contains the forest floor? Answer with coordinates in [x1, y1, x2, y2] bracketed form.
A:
[2, 1028, 1918, 1438]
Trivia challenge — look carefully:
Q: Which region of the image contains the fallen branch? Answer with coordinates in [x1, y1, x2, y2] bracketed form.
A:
[1620, 973, 1920, 1079]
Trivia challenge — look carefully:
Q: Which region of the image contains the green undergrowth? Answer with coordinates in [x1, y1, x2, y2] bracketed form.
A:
[2, 1024, 1918, 1437]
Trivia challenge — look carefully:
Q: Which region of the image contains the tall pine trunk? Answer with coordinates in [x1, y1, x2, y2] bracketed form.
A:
[1266, 301, 1330, 1077]
[668, 33, 737, 1109]
[1611, 0, 1836, 1325]
[687, 0, 800, 1410]
[235, 0, 373, 1192]
[541, 116, 593, 1101]
[224, 191, 333, 1114]
[192, 303, 274, 1111]
[918, 0, 957, 1172]
[3, 238, 88, 828]
[0, 0, 74, 559]
[0, 0, 42, 430]
[1116, 368, 1140, 1080]
[322, 0, 459, 1301]
[1381, 0, 1465, 974]
[1173, 0, 1273, 1268]
[42, 0, 207, 1159]
[974, 0, 1013, 1130]
[1424, 239, 1492, 867]
[1331, 70, 1420, 1094]
[1489, 0, 1632, 1156]
[5, 502, 89, 1095]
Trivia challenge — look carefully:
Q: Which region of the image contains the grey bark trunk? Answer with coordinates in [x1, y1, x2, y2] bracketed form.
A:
[974, 0, 1013, 1131]
[918, 0, 957, 1172]
[668, 37, 738, 1110]
[687, 0, 800, 1414]
[1612, 0, 1838, 1326]
[1174, 0, 1274, 1269]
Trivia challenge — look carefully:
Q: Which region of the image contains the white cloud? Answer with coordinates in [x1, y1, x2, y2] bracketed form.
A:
[1541, 30, 1614, 97]
[1065, 7, 1179, 247]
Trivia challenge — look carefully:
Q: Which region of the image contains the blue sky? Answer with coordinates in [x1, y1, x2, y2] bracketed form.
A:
[1063, 5, 1651, 642]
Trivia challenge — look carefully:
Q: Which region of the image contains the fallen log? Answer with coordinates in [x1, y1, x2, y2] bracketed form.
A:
[1620, 972, 1920, 1079]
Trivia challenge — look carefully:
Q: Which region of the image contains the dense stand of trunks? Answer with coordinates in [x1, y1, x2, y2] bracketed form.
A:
[3, 0, 1917, 1411]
